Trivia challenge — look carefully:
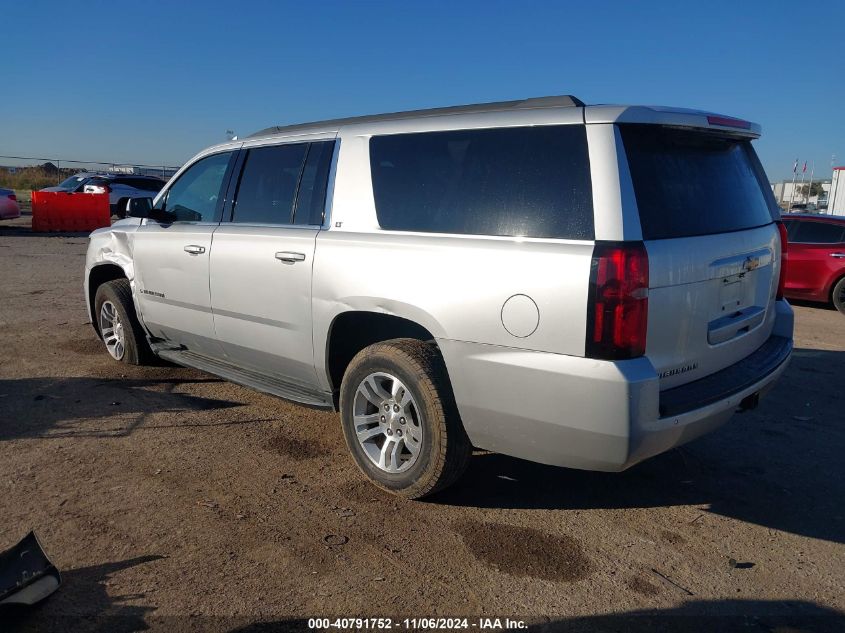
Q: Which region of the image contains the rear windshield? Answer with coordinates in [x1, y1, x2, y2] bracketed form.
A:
[620, 125, 778, 240]
[369, 125, 594, 240]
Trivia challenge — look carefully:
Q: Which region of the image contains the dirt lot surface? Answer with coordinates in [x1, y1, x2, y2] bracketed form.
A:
[1, 213, 844, 632]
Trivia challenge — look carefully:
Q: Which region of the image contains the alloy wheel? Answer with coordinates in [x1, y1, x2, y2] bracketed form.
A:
[99, 300, 125, 360]
[352, 372, 423, 473]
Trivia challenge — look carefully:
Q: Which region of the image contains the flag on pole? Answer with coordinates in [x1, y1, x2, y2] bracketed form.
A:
[802, 161, 807, 173]
[793, 159, 798, 173]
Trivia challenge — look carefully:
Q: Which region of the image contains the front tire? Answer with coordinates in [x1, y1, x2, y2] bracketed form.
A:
[339, 338, 471, 499]
[94, 279, 153, 365]
[833, 277, 845, 315]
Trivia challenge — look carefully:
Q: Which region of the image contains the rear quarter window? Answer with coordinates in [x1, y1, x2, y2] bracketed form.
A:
[369, 125, 594, 240]
[620, 125, 778, 240]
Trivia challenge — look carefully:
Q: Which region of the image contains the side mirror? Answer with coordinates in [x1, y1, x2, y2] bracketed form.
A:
[126, 197, 153, 218]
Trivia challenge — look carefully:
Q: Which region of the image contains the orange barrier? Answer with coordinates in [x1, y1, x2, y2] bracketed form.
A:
[31, 191, 111, 232]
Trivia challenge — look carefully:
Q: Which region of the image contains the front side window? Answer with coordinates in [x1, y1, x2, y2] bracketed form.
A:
[231, 144, 308, 224]
[791, 221, 845, 244]
[159, 152, 232, 222]
[369, 125, 594, 239]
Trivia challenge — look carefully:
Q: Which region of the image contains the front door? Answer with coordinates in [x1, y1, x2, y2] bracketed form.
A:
[133, 150, 236, 355]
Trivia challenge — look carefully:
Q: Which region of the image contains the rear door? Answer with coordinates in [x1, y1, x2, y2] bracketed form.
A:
[209, 139, 335, 387]
[619, 125, 782, 389]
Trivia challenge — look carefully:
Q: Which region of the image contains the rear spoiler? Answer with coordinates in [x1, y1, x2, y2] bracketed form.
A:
[585, 105, 761, 139]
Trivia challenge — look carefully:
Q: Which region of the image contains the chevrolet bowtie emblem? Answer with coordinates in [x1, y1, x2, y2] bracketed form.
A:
[743, 256, 761, 272]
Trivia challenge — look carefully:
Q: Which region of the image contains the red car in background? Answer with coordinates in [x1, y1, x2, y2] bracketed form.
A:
[781, 214, 845, 314]
[0, 188, 21, 220]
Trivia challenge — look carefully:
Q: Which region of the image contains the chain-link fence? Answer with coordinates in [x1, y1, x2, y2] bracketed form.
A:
[0, 155, 182, 211]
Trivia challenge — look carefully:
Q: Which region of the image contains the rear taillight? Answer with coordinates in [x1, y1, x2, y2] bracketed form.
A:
[776, 221, 788, 300]
[8, 194, 16, 201]
[586, 241, 649, 360]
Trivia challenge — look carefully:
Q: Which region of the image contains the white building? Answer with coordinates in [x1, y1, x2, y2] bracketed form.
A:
[829, 167, 845, 216]
[771, 179, 831, 207]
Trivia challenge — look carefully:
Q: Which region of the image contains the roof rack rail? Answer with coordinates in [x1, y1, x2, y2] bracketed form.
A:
[514, 95, 584, 108]
[248, 95, 585, 138]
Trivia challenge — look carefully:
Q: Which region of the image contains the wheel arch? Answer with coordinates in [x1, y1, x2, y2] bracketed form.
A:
[324, 310, 441, 402]
[88, 263, 130, 338]
[829, 271, 845, 306]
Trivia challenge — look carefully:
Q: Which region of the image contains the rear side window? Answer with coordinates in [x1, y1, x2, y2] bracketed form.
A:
[621, 125, 777, 240]
[791, 221, 845, 244]
[369, 125, 594, 239]
[293, 141, 334, 226]
[130, 178, 164, 191]
[232, 143, 308, 224]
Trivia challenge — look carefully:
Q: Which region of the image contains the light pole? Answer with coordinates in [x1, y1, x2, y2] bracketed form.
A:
[788, 158, 798, 213]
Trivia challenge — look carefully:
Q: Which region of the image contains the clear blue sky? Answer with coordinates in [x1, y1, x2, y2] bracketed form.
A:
[2, 0, 843, 181]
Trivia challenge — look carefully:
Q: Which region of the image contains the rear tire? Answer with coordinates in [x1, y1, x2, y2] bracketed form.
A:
[833, 277, 845, 315]
[94, 279, 153, 365]
[339, 338, 471, 499]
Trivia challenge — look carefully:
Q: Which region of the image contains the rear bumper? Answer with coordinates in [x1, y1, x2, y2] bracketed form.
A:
[625, 335, 790, 468]
[658, 334, 792, 418]
[439, 300, 793, 472]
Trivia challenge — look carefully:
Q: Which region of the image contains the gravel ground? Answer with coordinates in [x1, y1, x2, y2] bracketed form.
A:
[1, 213, 843, 632]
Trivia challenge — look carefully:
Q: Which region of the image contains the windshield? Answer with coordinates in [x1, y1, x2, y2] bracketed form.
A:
[57, 175, 90, 190]
[620, 125, 779, 240]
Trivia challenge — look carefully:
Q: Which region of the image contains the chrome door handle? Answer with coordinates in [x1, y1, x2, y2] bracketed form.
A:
[275, 251, 306, 263]
[184, 245, 206, 255]
[830, 253, 845, 258]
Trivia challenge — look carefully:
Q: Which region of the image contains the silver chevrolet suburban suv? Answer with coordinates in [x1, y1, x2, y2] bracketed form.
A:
[85, 95, 794, 498]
